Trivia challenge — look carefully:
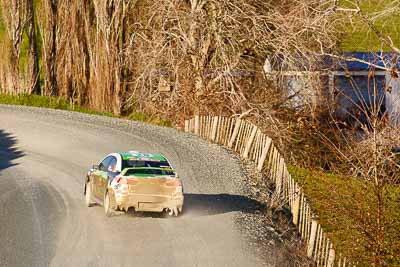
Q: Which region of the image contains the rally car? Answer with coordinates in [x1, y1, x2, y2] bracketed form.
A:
[84, 151, 184, 217]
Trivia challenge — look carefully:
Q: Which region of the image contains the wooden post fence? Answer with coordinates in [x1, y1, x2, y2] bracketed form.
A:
[184, 115, 347, 267]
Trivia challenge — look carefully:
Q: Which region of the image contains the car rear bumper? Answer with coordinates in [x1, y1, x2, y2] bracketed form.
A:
[114, 193, 184, 212]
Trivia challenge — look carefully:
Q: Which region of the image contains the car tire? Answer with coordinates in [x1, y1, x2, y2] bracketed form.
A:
[104, 191, 112, 217]
[85, 181, 94, 207]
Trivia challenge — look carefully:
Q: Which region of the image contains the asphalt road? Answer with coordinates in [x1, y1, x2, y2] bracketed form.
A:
[0, 105, 270, 267]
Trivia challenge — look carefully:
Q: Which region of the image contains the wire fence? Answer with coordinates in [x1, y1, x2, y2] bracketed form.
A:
[185, 115, 350, 267]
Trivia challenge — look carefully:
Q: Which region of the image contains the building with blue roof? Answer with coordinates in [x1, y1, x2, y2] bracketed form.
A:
[270, 52, 400, 127]
[333, 52, 400, 70]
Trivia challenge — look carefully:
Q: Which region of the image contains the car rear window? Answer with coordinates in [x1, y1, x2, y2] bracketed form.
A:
[125, 168, 175, 176]
[122, 160, 171, 169]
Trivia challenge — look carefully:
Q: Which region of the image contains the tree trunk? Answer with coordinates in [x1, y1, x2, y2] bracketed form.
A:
[44, 0, 58, 96]
[0, 0, 27, 93]
[27, 0, 40, 94]
[77, 0, 92, 106]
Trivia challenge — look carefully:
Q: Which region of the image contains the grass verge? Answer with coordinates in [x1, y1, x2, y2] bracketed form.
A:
[0, 93, 172, 127]
[339, 0, 400, 52]
[288, 165, 400, 265]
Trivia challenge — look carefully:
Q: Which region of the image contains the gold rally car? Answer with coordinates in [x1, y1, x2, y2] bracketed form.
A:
[84, 151, 184, 217]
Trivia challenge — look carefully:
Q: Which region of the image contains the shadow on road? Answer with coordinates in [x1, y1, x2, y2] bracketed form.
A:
[117, 193, 265, 218]
[0, 129, 24, 171]
[183, 193, 265, 216]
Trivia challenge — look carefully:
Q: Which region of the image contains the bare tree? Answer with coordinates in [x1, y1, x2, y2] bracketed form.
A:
[128, 0, 341, 126]
[38, 0, 58, 96]
[0, 0, 27, 92]
[26, 0, 40, 94]
[89, 0, 136, 114]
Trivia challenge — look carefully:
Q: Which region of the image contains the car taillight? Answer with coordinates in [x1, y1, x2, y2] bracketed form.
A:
[115, 176, 127, 184]
[116, 176, 138, 185]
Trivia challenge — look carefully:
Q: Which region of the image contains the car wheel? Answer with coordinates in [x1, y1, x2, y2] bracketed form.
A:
[104, 191, 112, 217]
[85, 181, 94, 207]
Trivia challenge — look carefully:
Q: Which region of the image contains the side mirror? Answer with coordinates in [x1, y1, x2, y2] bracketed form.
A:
[92, 164, 99, 170]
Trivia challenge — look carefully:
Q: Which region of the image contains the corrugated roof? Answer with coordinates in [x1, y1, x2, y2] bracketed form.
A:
[270, 52, 399, 72]
[329, 52, 400, 71]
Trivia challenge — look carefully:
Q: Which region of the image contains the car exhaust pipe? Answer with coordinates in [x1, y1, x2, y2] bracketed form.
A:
[167, 207, 178, 216]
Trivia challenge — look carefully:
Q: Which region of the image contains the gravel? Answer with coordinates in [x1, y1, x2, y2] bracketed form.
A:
[1, 104, 310, 266]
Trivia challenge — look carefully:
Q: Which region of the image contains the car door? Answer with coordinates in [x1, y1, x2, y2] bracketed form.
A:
[92, 156, 113, 200]
[98, 156, 118, 198]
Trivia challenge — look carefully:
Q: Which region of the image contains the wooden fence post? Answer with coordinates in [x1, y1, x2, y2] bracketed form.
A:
[194, 115, 200, 135]
[272, 148, 279, 179]
[207, 116, 212, 139]
[211, 116, 219, 142]
[201, 116, 205, 137]
[243, 125, 258, 159]
[257, 137, 272, 171]
[203, 116, 207, 137]
[253, 130, 261, 161]
[317, 227, 324, 266]
[314, 225, 321, 263]
[265, 145, 274, 175]
[228, 117, 241, 148]
[199, 116, 202, 136]
[234, 121, 245, 152]
[324, 239, 330, 267]
[288, 176, 293, 208]
[275, 157, 284, 195]
[300, 194, 307, 238]
[222, 118, 229, 145]
[184, 115, 345, 267]
[217, 117, 224, 144]
[327, 244, 335, 267]
[221, 117, 227, 144]
[304, 202, 309, 240]
[292, 185, 300, 225]
[185, 120, 189, 133]
[239, 122, 249, 155]
[283, 168, 289, 199]
[307, 219, 318, 258]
